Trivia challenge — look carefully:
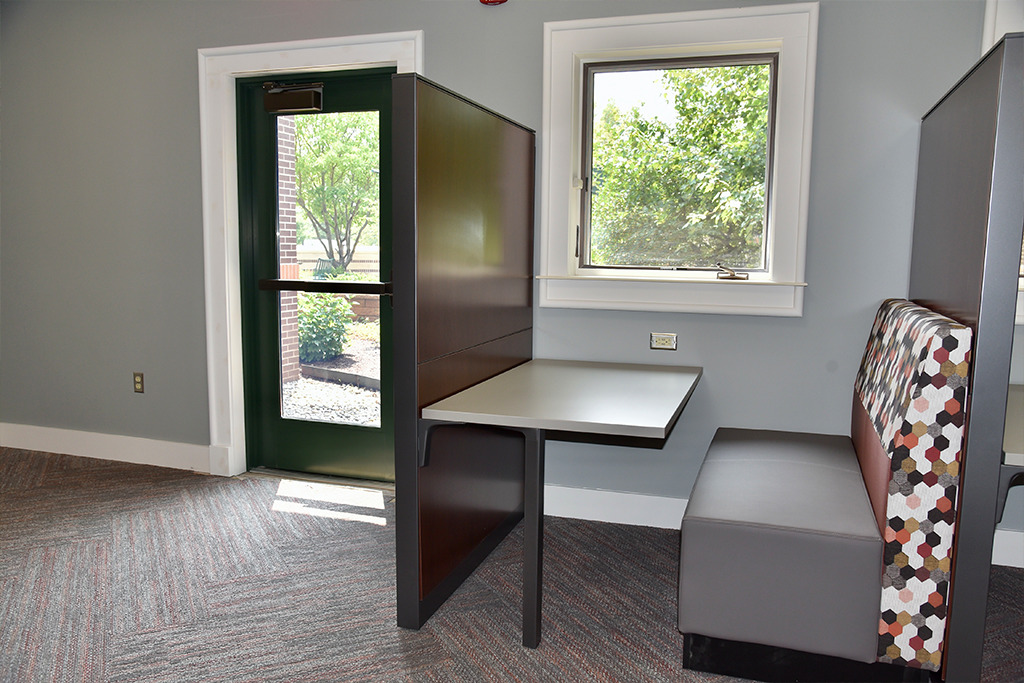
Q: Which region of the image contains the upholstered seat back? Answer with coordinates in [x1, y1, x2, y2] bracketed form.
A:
[851, 298, 972, 671]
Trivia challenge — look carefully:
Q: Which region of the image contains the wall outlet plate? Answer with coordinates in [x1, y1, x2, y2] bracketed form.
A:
[133, 372, 145, 393]
[650, 332, 677, 350]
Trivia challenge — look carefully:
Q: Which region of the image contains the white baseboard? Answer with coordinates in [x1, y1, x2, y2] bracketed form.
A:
[992, 528, 1024, 568]
[544, 484, 686, 529]
[0, 432, 1020, 568]
[0, 422, 211, 474]
[544, 484, 1024, 569]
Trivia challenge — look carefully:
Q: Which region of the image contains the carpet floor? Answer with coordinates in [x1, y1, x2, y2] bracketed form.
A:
[0, 447, 1020, 682]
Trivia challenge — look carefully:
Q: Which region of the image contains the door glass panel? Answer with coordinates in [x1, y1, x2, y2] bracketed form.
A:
[277, 112, 381, 281]
[280, 292, 381, 427]
[276, 110, 382, 428]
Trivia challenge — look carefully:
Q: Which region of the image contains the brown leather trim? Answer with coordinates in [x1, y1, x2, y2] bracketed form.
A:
[850, 393, 891, 536]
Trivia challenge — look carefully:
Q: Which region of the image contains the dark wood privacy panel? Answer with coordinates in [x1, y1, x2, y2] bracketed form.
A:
[392, 74, 535, 629]
[417, 329, 532, 408]
[417, 425, 525, 597]
[908, 34, 1024, 681]
[413, 78, 534, 367]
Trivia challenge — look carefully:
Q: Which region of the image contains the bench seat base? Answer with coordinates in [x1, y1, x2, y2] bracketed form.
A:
[683, 633, 939, 682]
[679, 428, 884, 664]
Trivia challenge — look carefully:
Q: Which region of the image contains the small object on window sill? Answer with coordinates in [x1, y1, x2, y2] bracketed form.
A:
[715, 263, 749, 280]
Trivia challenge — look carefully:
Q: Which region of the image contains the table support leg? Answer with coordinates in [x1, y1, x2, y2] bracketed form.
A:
[523, 427, 545, 648]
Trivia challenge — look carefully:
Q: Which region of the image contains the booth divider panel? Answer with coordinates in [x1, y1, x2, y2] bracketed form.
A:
[392, 73, 536, 623]
[909, 49, 1000, 326]
[417, 425, 526, 597]
[413, 77, 534, 365]
[417, 330, 532, 408]
[908, 35, 1024, 681]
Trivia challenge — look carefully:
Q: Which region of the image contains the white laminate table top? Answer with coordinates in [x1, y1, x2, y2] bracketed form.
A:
[420, 359, 702, 439]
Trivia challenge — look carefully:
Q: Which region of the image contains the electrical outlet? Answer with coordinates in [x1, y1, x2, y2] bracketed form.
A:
[133, 372, 145, 393]
[650, 332, 677, 350]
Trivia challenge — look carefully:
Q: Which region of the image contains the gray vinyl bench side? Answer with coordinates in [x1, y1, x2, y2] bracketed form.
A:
[679, 428, 883, 663]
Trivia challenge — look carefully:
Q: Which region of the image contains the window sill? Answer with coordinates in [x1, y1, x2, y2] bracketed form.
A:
[538, 274, 808, 287]
[538, 275, 806, 316]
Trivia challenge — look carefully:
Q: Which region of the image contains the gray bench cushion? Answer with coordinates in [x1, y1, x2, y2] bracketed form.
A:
[679, 428, 883, 663]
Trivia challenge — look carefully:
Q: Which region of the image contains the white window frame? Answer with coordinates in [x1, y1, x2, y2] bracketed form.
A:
[539, 4, 818, 316]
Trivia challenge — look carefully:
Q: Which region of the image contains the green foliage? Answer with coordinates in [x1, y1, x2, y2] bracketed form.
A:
[298, 293, 354, 363]
[589, 63, 771, 269]
[324, 267, 376, 282]
[294, 111, 380, 270]
[347, 320, 381, 344]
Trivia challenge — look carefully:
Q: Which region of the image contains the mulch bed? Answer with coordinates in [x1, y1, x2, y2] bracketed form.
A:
[305, 337, 380, 380]
[283, 337, 382, 426]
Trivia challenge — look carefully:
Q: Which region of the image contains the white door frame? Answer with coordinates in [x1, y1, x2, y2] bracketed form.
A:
[197, 32, 424, 476]
[984, 0, 1024, 51]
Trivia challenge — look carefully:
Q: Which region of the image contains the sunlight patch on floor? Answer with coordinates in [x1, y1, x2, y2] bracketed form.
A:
[272, 478, 387, 525]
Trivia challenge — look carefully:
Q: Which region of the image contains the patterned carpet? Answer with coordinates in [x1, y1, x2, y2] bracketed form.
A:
[0, 447, 1020, 682]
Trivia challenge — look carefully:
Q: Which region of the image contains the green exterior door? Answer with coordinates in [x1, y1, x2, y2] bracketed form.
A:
[237, 69, 395, 481]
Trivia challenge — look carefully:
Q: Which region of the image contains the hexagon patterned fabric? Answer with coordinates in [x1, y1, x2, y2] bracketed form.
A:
[854, 299, 972, 671]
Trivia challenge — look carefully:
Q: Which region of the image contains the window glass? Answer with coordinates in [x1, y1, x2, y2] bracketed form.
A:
[583, 57, 774, 272]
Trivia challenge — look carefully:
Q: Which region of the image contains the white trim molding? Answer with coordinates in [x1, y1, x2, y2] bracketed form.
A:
[544, 484, 687, 529]
[2, 426, 1019, 570]
[197, 32, 424, 476]
[0, 423, 211, 473]
[992, 528, 1024, 568]
[983, 0, 1024, 52]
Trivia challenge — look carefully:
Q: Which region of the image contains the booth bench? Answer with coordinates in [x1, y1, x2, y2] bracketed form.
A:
[679, 298, 972, 676]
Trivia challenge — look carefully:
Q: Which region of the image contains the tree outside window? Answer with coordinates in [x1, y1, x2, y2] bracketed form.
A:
[583, 57, 774, 272]
[294, 110, 380, 273]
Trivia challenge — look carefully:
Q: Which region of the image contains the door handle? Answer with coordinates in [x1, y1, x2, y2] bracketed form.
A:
[258, 279, 393, 295]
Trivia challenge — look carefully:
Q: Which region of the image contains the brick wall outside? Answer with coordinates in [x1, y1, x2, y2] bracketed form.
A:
[278, 116, 301, 384]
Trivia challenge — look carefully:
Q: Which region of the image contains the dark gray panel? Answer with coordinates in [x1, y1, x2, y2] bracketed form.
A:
[392, 71, 423, 630]
[909, 47, 1000, 326]
[909, 34, 1024, 682]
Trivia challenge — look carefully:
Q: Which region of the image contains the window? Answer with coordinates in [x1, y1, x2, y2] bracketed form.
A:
[581, 55, 776, 273]
[540, 5, 818, 315]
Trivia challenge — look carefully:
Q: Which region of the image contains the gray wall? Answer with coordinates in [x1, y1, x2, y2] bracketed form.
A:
[1, 0, 1011, 524]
